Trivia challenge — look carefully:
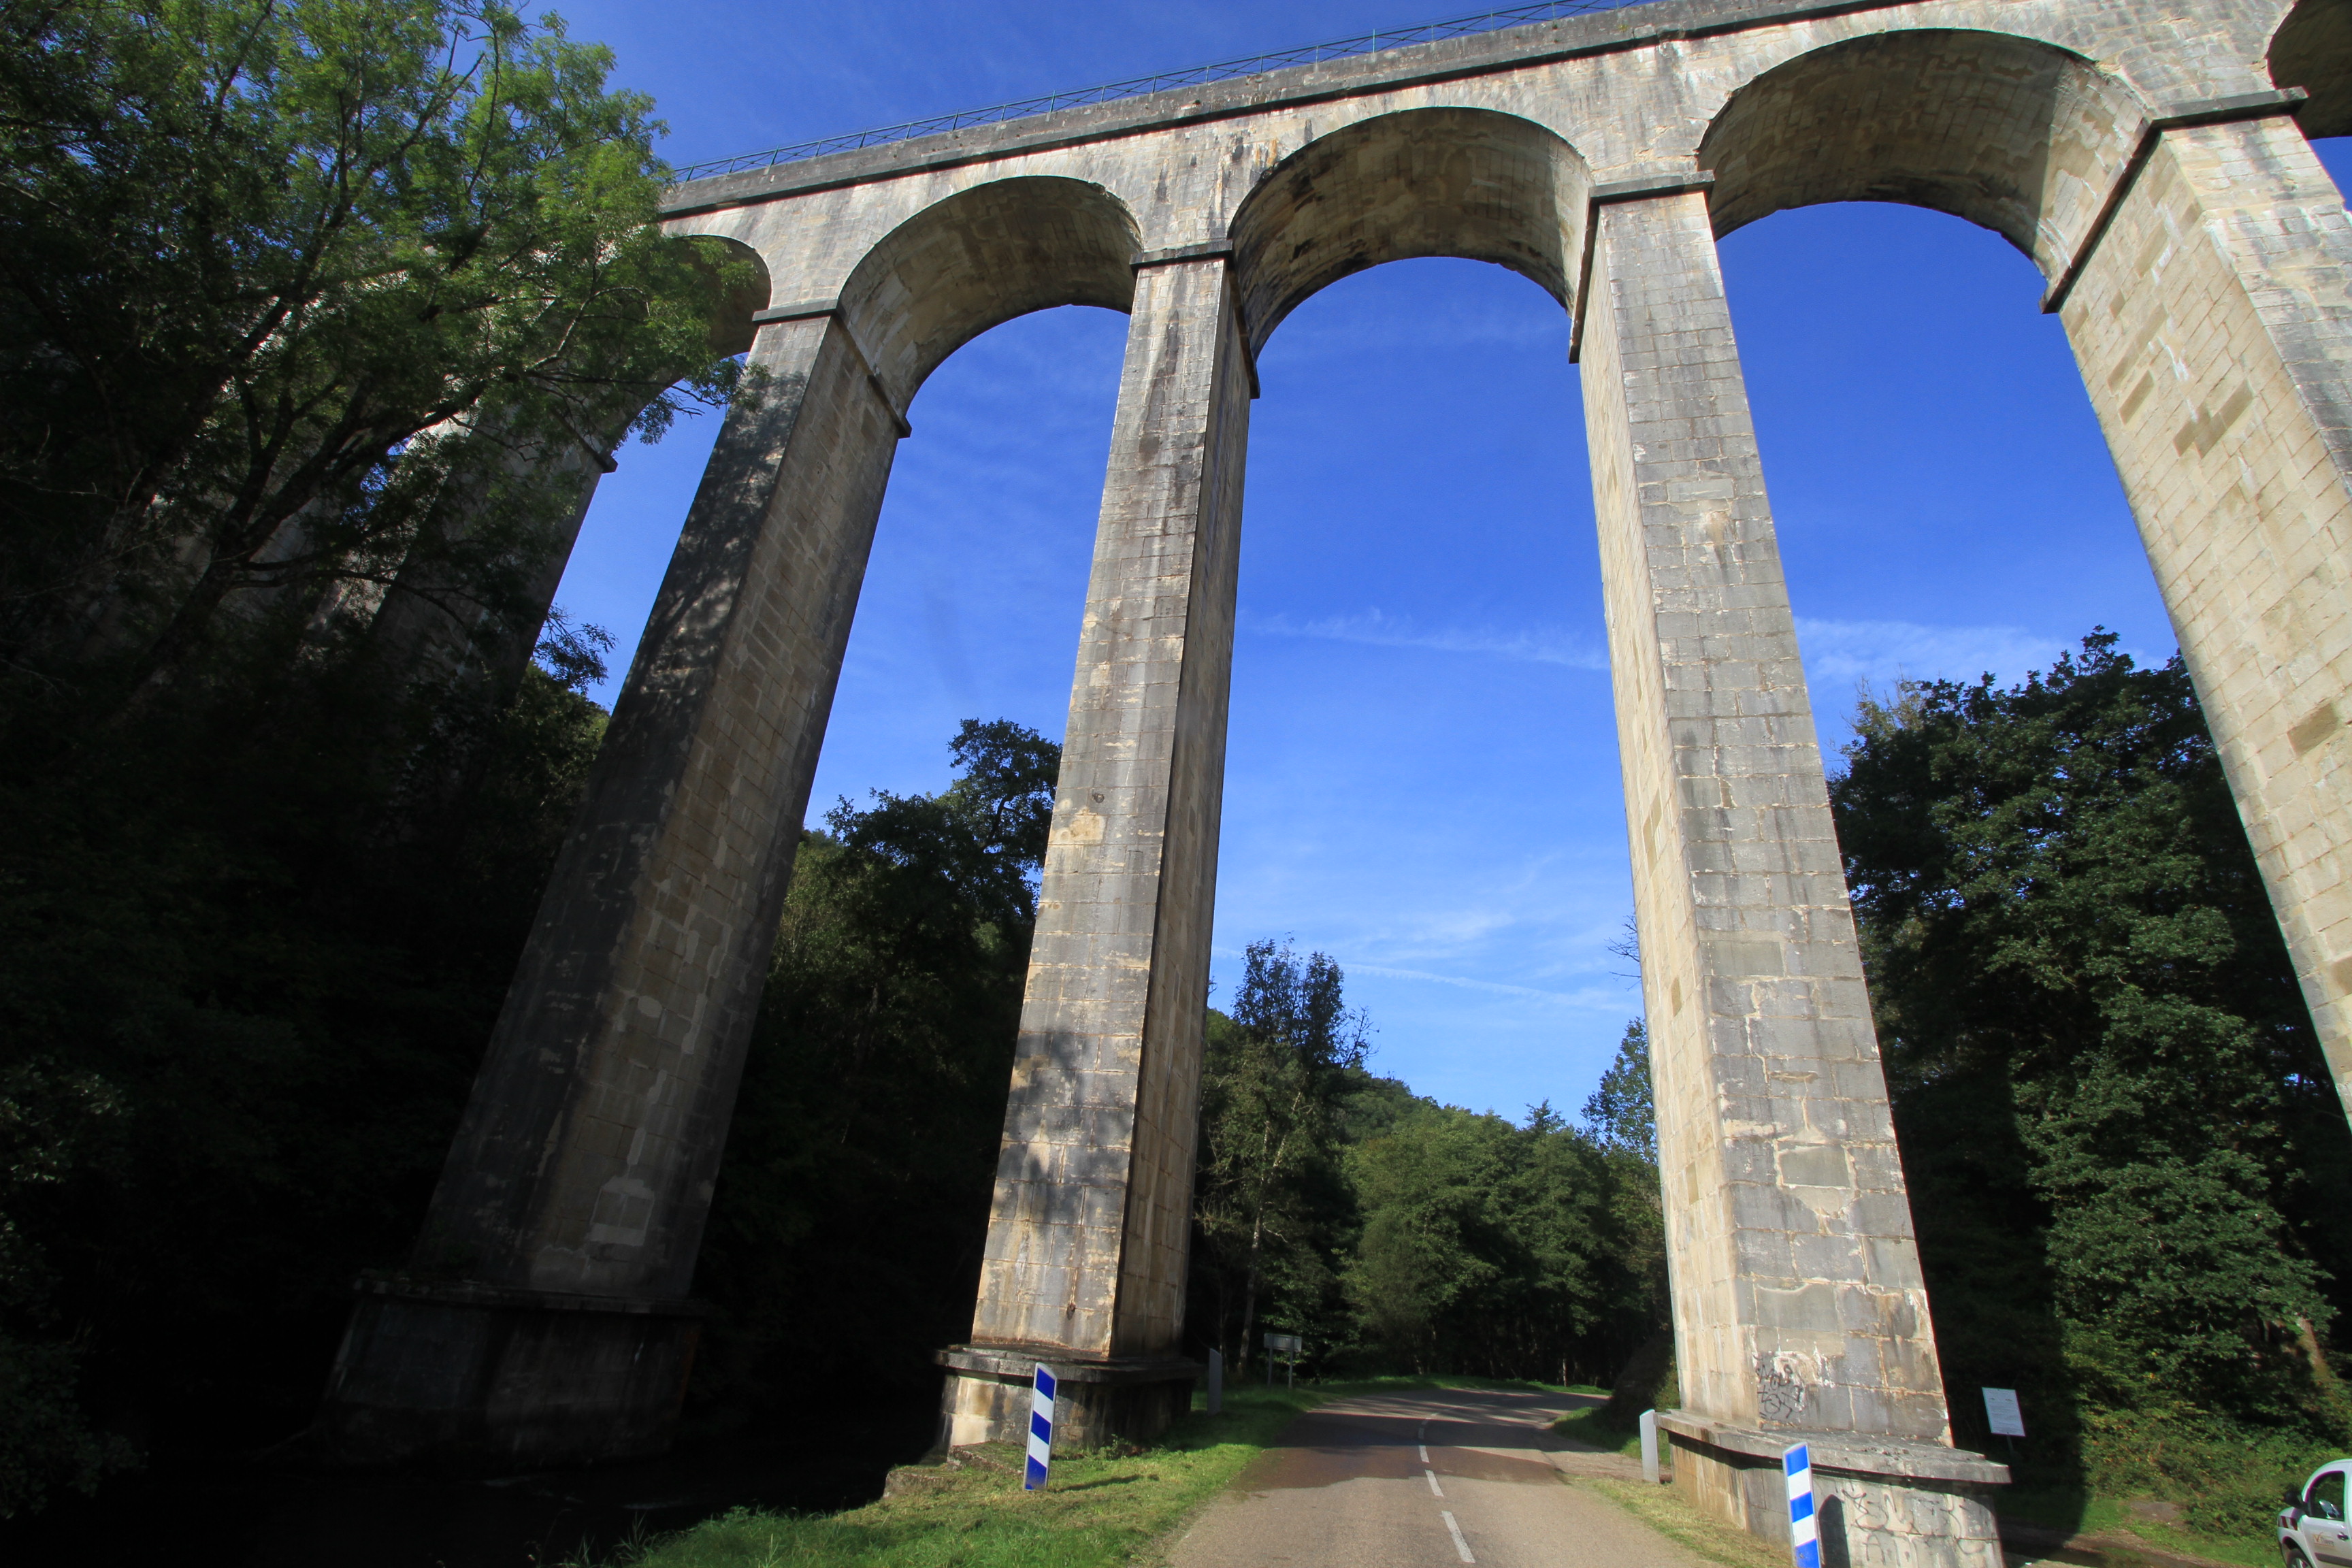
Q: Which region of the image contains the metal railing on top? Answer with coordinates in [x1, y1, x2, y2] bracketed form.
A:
[667, 0, 1647, 185]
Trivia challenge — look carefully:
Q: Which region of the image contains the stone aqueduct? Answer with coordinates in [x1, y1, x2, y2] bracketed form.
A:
[320, 0, 2352, 1560]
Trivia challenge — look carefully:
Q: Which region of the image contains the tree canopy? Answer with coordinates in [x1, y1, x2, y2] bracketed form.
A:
[0, 0, 752, 1521]
[1188, 952, 1667, 1388]
[691, 721, 1060, 1415]
[1189, 941, 1369, 1371]
[1831, 632, 2352, 1525]
[0, 0, 747, 698]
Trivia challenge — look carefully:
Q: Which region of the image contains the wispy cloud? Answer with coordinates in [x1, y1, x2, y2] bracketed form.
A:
[1241, 607, 1607, 670]
[1792, 617, 2076, 692]
[1342, 962, 1601, 1006]
[1239, 609, 2109, 688]
[1210, 944, 1624, 1011]
[1258, 263, 1573, 361]
[1269, 302, 1569, 359]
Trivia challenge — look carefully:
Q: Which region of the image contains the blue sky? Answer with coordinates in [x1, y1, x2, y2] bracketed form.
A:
[538, 0, 2351, 1122]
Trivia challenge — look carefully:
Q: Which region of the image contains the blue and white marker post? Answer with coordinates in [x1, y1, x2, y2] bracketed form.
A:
[1784, 1443, 1820, 1568]
[1024, 1364, 1056, 1490]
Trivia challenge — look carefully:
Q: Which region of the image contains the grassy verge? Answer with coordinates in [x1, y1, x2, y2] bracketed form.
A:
[1580, 1471, 2264, 1568]
[2076, 1406, 2344, 1567]
[1576, 1475, 1789, 1568]
[1553, 1404, 1643, 1457]
[2101, 1520, 2276, 1568]
[1572, 1428, 2281, 1568]
[1999, 1486, 2127, 1538]
[1988, 1402, 2351, 1568]
[574, 1384, 1350, 1568]
[1999, 1487, 2275, 1568]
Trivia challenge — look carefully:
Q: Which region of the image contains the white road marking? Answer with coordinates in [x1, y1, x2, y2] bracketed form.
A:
[1426, 1468, 1445, 1497]
[1441, 1509, 1476, 1563]
[1418, 1443, 1429, 1462]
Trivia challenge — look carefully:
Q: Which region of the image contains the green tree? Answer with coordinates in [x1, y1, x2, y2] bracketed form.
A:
[0, 0, 746, 696]
[1584, 1018, 1655, 1160]
[1583, 1019, 1672, 1415]
[1190, 941, 1367, 1373]
[689, 721, 1059, 1413]
[1831, 633, 2352, 1484]
[0, 1063, 133, 1518]
[0, 5, 754, 1507]
[1185, 964, 1673, 1388]
[1343, 1097, 1625, 1382]
[0, 615, 612, 1510]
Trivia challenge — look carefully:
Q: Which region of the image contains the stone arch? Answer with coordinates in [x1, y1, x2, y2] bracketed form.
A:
[1228, 106, 1590, 354]
[692, 233, 772, 357]
[355, 230, 776, 700]
[835, 176, 1140, 409]
[1699, 29, 2146, 279]
[583, 227, 772, 357]
[2271, 0, 2352, 138]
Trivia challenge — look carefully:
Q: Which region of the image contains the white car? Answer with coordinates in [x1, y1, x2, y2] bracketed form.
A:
[2281, 1460, 2352, 1568]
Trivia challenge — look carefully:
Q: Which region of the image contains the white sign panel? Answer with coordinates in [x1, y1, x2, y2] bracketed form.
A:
[1982, 1387, 2025, 1437]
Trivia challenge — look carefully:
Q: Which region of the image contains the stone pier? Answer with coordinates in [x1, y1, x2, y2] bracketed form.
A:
[936, 250, 1249, 1449]
[317, 308, 905, 1466]
[2057, 97, 2352, 1115]
[1580, 176, 2004, 1565]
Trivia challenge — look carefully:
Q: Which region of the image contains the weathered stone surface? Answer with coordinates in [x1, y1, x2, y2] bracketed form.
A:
[1580, 183, 1993, 1567]
[317, 1279, 706, 1469]
[318, 310, 905, 1459]
[414, 310, 902, 1304]
[939, 250, 1250, 1446]
[1669, 1431, 2006, 1568]
[936, 1344, 1202, 1450]
[2059, 105, 2352, 1125]
[336, 0, 2352, 1503]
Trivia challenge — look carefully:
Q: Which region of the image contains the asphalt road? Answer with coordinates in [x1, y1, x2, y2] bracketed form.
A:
[1168, 1386, 1703, 1568]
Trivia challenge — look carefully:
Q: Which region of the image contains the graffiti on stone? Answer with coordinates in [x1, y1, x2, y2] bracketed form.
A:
[1757, 1351, 1813, 1423]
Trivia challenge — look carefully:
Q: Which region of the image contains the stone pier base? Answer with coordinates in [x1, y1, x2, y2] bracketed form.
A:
[1656, 1412, 2008, 1568]
[316, 1278, 705, 1468]
[935, 1345, 1200, 1451]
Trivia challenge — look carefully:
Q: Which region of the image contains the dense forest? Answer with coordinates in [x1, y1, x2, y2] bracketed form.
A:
[0, 0, 758, 1520]
[1186, 952, 1667, 1391]
[1834, 635, 2352, 1528]
[3, 0, 2351, 1548]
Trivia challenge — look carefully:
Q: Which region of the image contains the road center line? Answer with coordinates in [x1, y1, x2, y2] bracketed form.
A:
[1441, 1509, 1476, 1563]
[1418, 1442, 1429, 1462]
[1426, 1467, 1445, 1497]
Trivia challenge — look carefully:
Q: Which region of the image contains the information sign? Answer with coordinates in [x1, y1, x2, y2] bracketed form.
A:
[1262, 1332, 1302, 1389]
[1982, 1387, 2025, 1438]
